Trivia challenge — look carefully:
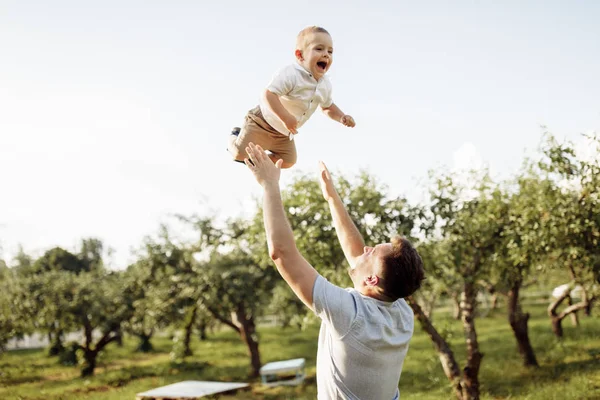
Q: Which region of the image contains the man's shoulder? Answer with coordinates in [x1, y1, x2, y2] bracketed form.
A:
[314, 275, 353, 293]
[392, 298, 415, 328]
[389, 297, 412, 311]
[313, 276, 357, 306]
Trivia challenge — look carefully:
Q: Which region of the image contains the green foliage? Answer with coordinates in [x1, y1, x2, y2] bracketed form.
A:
[77, 238, 106, 272]
[121, 238, 184, 352]
[537, 132, 599, 293]
[31, 247, 88, 275]
[0, 282, 28, 355]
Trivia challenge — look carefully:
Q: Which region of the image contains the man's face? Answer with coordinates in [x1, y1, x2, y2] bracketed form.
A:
[297, 32, 333, 80]
[349, 243, 393, 288]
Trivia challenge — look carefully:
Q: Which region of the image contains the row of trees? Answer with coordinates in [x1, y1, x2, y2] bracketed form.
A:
[1, 132, 598, 400]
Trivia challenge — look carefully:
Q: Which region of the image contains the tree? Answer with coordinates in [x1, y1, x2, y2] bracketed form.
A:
[493, 174, 554, 367]
[15, 262, 134, 375]
[31, 247, 87, 275]
[122, 239, 184, 353]
[200, 249, 278, 377]
[15, 268, 78, 355]
[417, 171, 507, 400]
[66, 271, 134, 376]
[538, 133, 600, 336]
[25, 245, 104, 355]
[12, 245, 33, 277]
[0, 273, 32, 356]
[78, 238, 106, 272]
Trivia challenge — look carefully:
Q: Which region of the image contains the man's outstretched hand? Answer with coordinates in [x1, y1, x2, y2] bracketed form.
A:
[245, 142, 283, 188]
[318, 161, 338, 202]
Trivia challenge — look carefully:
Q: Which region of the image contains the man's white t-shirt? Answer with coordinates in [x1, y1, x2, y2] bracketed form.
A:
[259, 63, 333, 136]
[312, 275, 414, 400]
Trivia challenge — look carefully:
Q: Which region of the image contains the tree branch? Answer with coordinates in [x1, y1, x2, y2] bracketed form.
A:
[207, 306, 240, 333]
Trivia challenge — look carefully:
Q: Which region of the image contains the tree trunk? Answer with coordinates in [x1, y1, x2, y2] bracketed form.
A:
[115, 325, 124, 347]
[551, 315, 564, 337]
[408, 297, 465, 400]
[198, 322, 207, 341]
[232, 304, 261, 378]
[136, 333, 154, 352]
[452, 292, 461, 320]
[183, 306, 198, 357]
[547, 290, 591, 338]
[460, 284, 483, 400]
[507, 282, 538, 367]
[490, 293, 498, 310]
[80, 320, 121, 377]
[566, 295, 580, 327]
[81, 349, 97, 377]
[47, 329, 64, 356]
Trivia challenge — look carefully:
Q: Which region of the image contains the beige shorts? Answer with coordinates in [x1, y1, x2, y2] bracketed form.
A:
[229, 106, 297, 165]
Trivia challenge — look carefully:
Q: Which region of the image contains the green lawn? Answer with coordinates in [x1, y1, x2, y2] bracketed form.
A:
[1, 304, 599, 399]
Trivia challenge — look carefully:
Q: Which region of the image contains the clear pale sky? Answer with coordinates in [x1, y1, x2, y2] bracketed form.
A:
[1, 0, 598, 268]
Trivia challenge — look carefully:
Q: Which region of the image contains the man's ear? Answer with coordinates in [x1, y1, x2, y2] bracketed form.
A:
[295, 49, 303, 61]
[364, 275, 379, 287]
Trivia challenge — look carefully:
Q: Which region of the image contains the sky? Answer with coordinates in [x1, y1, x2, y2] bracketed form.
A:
[1, 0, 598, 269]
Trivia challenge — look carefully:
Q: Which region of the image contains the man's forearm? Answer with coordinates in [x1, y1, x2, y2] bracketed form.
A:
[327, 193, 365, 266]
[322, 103, 344, 122]
[263, 183, 296, 258]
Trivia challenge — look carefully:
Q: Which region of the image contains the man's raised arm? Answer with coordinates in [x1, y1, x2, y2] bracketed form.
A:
[318, 161, 365, 269]
[244, 143, 318, 310]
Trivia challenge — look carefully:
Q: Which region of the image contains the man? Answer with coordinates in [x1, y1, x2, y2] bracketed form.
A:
[243, 143, 425, 399]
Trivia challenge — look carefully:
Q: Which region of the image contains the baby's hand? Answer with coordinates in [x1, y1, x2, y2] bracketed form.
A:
[341, 115, 355, 128]
[282, 114, 298, 135]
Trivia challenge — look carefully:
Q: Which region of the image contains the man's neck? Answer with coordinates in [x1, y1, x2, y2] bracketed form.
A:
[358, 287, 395, 302]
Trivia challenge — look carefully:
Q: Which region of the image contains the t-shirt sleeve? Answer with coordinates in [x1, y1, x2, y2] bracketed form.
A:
[321, 79, 333, 108]
[266, 66, 296, 96]
[312, 275, 357, 338]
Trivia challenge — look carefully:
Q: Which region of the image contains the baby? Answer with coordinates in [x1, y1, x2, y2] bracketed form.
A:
[227, 26, 355, 169]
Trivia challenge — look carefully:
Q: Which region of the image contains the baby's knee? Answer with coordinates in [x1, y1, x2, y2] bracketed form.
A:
[282, 152, 297, 168]
[271, 153, 295, 169]
[228, 140, 245, 161]
[280, 161, 295, 169]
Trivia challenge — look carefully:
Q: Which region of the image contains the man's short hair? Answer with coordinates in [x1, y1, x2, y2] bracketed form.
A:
[296, 26, 330, 51]
[380, 236, 425, 300]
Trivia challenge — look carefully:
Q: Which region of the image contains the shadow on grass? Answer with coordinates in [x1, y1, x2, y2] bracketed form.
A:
[96, 360, 210, 387]
[0, 374, 44, 386]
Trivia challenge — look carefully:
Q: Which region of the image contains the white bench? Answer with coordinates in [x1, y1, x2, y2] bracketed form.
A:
[259, 358, 306, 387]
[136, 380, 249, 399]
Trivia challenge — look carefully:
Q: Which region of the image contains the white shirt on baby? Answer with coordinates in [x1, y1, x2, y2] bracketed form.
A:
[259, 63, 333, 136]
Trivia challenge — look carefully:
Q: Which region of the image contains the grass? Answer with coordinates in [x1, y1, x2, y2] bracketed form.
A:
[1, 303, 599, 399]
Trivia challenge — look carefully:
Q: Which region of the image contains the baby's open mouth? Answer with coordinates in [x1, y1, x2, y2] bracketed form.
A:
[317, 61, 327, 70]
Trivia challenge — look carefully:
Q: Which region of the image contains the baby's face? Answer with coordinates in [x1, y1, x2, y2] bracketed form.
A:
[297, 32, 333, 80]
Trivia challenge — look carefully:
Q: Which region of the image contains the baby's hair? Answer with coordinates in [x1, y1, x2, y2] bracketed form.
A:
[296, 26, 330, 50]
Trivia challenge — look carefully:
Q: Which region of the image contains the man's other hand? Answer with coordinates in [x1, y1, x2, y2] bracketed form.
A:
[318, 161, 337, 202]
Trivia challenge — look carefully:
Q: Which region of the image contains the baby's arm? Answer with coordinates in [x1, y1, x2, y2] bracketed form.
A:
[322, 103, 355, 127]
[263, 90, 298, 134]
